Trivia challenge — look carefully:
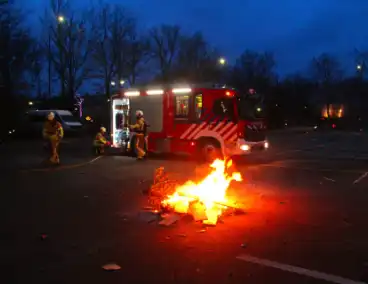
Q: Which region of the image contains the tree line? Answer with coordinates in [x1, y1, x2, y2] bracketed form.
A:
[2, 1, 368, 108]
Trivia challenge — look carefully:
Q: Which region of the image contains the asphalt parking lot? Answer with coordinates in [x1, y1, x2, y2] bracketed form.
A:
[2, 130, 368, 284]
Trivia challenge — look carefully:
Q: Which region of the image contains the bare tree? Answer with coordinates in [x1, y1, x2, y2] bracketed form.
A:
[230, 50, 276, 91]
[124, 33, 151, 85]
[310, 53, 342, 85]
[0, 4, 34, 96]
[48, 0, 95, 99]
[173, 31, 220, 82]
[282, 74, 314, 104]
[354, 48, 368, 78]
[27, 43, 44, 97]
[0, 3, 35, 133]
[92, 3, 135, 97]
[149, 25, 180, 81]
[310, 53, 343, 106]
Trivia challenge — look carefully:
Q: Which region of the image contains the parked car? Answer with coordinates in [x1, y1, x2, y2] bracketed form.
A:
[18, 109, 84, 138]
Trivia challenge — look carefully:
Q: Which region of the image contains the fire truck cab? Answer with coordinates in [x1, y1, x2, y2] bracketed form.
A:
[111, 84, 268, 161]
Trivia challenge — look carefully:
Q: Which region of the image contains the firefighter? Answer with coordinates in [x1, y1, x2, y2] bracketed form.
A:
[42, 112, 64, 165]
[130, 110, 146, 160]
[93, 127, 111, 155]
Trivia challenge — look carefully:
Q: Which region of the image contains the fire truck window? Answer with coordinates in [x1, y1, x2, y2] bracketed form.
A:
[194, 94, 203, 120]
[175, 95, 190, 118]
[213, 98, 234, 120]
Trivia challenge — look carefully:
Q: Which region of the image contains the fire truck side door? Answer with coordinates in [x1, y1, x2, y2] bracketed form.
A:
[192, 93, 203, 122]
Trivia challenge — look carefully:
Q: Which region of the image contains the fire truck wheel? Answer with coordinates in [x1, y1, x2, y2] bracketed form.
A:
[198, 139, 223, 163]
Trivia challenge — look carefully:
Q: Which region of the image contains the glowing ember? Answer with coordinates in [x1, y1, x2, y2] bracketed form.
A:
[161, 159, 242, 225]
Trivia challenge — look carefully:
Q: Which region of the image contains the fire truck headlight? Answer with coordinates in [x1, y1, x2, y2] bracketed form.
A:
[240, 145, 250, 151]
[264, 142, 269, 149]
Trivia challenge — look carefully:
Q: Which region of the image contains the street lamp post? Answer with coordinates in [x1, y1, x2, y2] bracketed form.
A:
[217, 57, 227, 84]
[47, 15, 65, 98]
[356, 64, 364, 80]
[48, 15, 65, 98]
[48, 32, 51, 98]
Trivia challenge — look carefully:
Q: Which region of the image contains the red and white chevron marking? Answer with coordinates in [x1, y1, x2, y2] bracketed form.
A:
[179, 121, 238, 142]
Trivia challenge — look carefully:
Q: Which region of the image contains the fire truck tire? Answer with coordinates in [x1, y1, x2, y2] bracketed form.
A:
[197, 138, 223, 163]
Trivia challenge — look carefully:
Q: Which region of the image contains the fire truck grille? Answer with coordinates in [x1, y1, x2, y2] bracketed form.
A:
[244, 127, 266, 142]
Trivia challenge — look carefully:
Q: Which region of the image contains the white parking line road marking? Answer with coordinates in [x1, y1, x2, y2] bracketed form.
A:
[353, 172, 368, 184]
[236, 254, 367, 284]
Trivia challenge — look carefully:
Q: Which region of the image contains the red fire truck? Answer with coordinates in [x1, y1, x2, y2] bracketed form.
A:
[111, 84, 268, 161]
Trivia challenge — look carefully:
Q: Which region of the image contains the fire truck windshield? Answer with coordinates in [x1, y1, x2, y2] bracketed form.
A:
[237, 95, 265, 120]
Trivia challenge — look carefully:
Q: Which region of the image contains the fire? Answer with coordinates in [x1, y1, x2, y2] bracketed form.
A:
[161, 159, 242, 225]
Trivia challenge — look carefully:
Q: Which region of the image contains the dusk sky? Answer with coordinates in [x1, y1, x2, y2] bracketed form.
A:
[18, 0, 368, 76]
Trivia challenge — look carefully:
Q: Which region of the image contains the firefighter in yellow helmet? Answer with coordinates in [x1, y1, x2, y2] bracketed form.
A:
[93, 126, 111, 155]
[42, 112, 64, 164]
[130, 110, 146, 160]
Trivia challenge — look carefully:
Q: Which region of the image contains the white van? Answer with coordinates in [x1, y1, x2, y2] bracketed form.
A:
[21, 110, 83, 137]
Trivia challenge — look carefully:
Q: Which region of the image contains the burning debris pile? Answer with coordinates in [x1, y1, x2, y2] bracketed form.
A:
[147, 159, 246, 226]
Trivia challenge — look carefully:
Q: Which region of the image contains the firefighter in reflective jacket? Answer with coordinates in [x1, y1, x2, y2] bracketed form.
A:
[93, 127, 110, 155]
[130, 110, 146, 160]
[42, 112, 64, 164]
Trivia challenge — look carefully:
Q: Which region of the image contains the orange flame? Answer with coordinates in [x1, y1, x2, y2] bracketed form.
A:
[161, 159, 242, 225]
